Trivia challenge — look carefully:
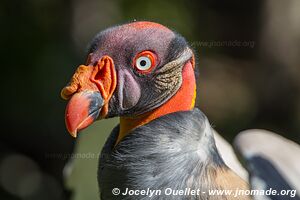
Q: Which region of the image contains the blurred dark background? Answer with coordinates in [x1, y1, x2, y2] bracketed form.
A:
[0, 0, 299, 199]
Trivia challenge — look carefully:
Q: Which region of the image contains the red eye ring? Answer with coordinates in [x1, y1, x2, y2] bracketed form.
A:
[133, 51, 157, 74]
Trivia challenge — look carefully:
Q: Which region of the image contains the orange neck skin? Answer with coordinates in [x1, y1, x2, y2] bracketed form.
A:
[116, 61, 196, 145]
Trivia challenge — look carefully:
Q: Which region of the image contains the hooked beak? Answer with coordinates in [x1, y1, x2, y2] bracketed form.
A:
[65, 91, 103, 137]
[61, 56, 117, 137]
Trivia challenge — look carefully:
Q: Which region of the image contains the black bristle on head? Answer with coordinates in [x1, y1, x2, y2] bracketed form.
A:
[165, 32, 189, 63]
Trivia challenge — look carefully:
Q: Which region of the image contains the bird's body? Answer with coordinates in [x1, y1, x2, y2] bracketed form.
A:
[99, 109, 249, 199]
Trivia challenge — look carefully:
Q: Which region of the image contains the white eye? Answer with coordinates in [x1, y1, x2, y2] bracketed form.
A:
[135, 56, 152, 71]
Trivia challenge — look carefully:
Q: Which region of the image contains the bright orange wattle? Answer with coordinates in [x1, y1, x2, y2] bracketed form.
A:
[117, 61, 196, 145]
[61, 56, 117, 137]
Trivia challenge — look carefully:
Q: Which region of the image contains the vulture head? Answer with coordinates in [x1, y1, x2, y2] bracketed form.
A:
[61, 21, 196, 143]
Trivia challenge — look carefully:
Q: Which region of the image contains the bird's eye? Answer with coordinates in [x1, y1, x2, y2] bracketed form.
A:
[134, 51, 156, 73]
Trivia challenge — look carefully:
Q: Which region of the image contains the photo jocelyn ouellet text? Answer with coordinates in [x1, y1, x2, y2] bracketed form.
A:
[112, 187, 297, 198]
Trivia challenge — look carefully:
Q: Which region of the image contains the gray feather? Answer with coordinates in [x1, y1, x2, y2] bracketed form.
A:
[98, 108, 227, 200]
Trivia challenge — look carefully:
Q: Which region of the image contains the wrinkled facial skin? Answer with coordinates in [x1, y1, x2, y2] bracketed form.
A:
[87, 22, 192, 118]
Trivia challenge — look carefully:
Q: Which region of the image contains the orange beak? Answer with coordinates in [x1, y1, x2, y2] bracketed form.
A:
[61, 56, 117, 137]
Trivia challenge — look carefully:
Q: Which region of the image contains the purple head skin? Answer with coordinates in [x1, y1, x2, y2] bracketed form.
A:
[86, 21, 191, 118]
[61, 21, 194, 137]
